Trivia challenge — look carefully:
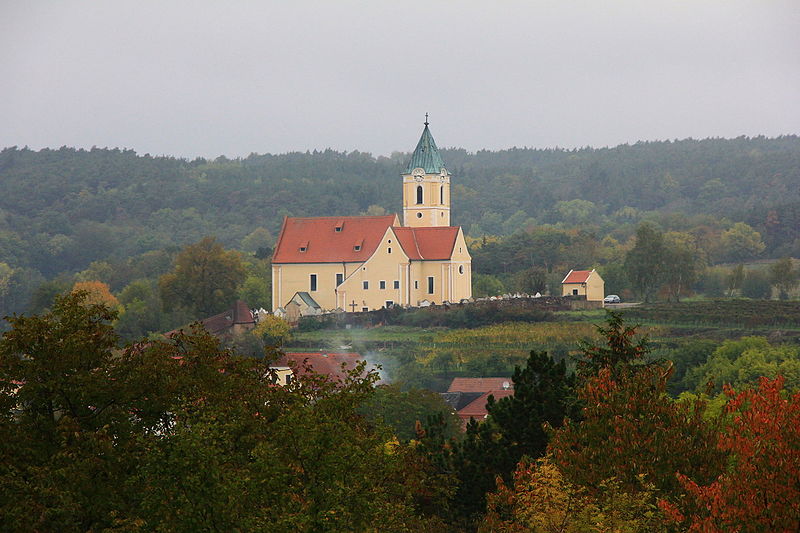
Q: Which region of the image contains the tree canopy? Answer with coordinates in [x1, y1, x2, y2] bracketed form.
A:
[0, 294, 447, 531]
[159, 236, 246, 317]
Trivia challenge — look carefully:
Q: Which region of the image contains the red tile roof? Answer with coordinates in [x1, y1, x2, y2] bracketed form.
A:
[562, 269, 594, 284]
[271, 352, 379, 383]
[272, 215, 398, 264]
[393, 226, 460, 260]
[447, 377, 513, 393]
[457, 389, 515, 422]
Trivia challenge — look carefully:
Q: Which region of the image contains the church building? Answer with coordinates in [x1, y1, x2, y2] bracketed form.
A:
[271, 120, 472, 313]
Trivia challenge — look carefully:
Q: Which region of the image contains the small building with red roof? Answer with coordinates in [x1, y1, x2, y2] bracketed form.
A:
[268, 352, 379, 386]
[442, 377, 514, 429]
[561, 269, 605, 302]
[271, 120, 472, 312]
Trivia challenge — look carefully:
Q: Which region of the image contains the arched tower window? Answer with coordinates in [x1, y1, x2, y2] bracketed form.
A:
[416, 185, 423, 205]
[440, 185, 444, 204]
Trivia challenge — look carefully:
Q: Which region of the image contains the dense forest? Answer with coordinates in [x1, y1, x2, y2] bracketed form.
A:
[0, 136, 799, 330]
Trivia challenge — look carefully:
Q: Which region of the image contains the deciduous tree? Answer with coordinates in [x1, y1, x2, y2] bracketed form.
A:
[252, 313, 291, 347]
[741, 268, 772, 299]
[726, 263, 745, 297]
[481, 456, 668, 533]
[662, 231, 702, 302]
[71, 280, 120, 310]
[549, 312, 726, 500]
[0, 294, 445, 531]
[361, 384, 462, 442]
[769, 256, 798, 299]
[240, 227, 273, 254]
[684, 336, 800, 394]
[0, 293, 134, 529]
[514, 266, 547, 294]
[660, 376, 800, 532]
[624, 223, 665, 302]
[472, 272, 506, 297]
[717, 222, 766, 263]
[159, 236, 246, 317]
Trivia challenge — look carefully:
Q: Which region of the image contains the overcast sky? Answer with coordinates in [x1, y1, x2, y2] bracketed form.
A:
[1, 1, 799, 158]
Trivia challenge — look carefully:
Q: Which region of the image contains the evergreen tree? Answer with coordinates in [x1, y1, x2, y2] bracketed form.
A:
[423, 350, 578, 529]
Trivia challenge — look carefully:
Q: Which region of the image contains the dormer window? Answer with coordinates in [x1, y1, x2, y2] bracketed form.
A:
[354, 245, 361, 251]
[334, 219, 344, 232]
[299, 241, 309, 252]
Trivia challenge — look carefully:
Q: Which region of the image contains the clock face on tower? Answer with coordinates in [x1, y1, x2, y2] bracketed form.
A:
[412, 168, 425, 181]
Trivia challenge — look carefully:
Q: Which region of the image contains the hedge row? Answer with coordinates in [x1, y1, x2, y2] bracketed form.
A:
[622, 300, 800, 329]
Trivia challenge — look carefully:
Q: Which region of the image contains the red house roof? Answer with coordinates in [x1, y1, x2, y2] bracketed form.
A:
[271, 352, 379, 383]
[457, 389, 515, 422]
[447, 377, 513, 393]
[394, 226, 460, 260]
[562, 269, 594, 284]
[272, 215, 398, 264]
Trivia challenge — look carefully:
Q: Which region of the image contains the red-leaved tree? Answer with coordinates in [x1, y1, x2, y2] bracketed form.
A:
[548, 364, 725, 500]
[549, 312, 726, 500]
[660, 376, 800, 532]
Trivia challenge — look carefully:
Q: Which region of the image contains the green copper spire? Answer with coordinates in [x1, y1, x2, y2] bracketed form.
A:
[404, 116, 447, 174]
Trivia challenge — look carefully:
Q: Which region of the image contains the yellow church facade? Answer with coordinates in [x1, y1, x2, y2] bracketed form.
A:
[271, 122, 472, 312]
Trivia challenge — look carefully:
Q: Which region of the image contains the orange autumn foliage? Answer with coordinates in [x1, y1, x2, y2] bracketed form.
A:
[72, 281, 120, 310]
[660, 376, 800, 532]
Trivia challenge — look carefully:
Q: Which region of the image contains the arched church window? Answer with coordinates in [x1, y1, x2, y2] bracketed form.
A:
[440, 185, 444, 204]
[416, 185, 423, 204]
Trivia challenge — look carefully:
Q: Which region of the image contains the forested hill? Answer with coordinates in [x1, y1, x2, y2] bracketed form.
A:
[0, 135, 798, 288]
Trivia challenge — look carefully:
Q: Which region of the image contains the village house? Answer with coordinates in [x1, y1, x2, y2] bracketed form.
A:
[561, 269, 605, 302]
[271, 120, 472, 313]
[268, 352, 379, 386]
[442, 377, 514, 429]
[283, 291, 323, 323]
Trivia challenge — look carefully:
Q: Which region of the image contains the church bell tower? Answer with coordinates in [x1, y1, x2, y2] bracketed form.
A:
[402, 117, 451, 227]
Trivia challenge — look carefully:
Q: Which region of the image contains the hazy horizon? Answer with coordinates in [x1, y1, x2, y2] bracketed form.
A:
[2, 1, 798, 159]
[5, 132, 800, 162]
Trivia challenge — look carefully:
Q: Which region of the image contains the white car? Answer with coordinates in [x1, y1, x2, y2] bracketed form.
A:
[603, 295, 621, 304]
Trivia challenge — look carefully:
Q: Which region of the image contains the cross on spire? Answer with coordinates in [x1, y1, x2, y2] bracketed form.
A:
[424, 112, 429, 126]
